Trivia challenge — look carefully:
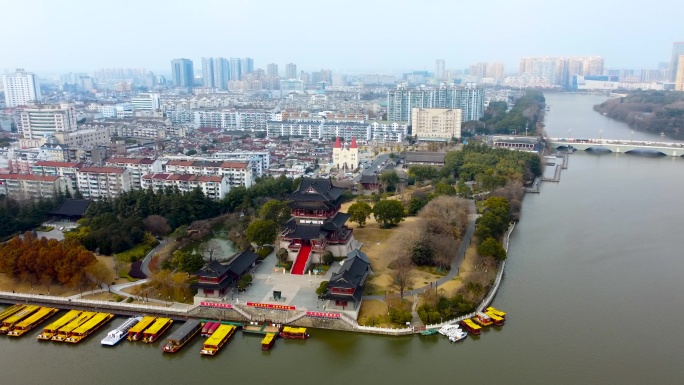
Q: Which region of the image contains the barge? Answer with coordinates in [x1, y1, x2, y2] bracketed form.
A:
[0, 305, 25, 323]
[38, 310, 81, 341]
[127, 316, 156, 341]
[261, 333, 276, 350]
[7, 307, 58, 337]
[0, 305, 40, 334]
[65, 312, 113, 343]
[279, 327, 309, 339]
[141, 317, 172, 343]
[162, 319, 202, 353]
[200, 324, 236, 356]
[461, 319, 482, 335]
[52, 312, 96, 342]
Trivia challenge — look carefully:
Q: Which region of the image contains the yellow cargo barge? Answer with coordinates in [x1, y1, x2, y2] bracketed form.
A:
[52, 311, 96, 342]
[0, 305, 25, 323]
[7, 307, 58, 337]
[0, 305, 40, 334]
[38, 310, 81, 341]
[127, 316, 156, 341]
[200, 324, 236, 356]
[141, 318, 172, 343]
[65, 312, 113, 343]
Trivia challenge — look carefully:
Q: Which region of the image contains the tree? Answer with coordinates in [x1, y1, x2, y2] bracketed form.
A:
[477, 237, 507, 261]
[246, 220, 279, 248]
[380, 171, 400, 192]
[143, 215, 171, 237]
[372, 199, 405, 227]
[347, 201, 372, 227]
[276, 248, 289, 265]
[391, 256, 413, 299]
[86, 260, 115, 291]
[259, 200, 291, 226]
[186, 149, 197, 156]
[321, 251, 334, 265]
[433, 181, 457, 197]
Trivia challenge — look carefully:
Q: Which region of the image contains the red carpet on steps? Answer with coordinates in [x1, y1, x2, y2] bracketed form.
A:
[291, 245, 311, 275]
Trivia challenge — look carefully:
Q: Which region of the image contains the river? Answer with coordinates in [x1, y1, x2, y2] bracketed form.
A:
[2, 93, 683, 384]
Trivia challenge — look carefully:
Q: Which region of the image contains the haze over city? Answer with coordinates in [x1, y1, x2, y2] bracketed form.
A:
[1, 0, 683, 74]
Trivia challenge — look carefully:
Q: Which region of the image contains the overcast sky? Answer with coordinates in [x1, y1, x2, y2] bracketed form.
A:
[1, 0, 682, 76]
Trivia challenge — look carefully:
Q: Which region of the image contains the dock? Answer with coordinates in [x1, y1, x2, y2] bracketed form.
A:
[7, 307, 58, 337]
[242, 322, 281, 336]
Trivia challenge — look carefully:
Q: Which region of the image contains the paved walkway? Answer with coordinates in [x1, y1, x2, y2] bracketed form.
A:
[141, 238, 172, 277]
[364, 199, 477, 300]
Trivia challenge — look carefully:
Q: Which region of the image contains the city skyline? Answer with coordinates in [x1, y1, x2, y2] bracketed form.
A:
[0, 0, 682, 74]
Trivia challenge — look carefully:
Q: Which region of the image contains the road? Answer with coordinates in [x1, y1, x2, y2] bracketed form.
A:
[141, 238, 171, 277]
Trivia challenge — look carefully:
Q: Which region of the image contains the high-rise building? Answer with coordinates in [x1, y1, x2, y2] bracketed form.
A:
[267, 63, 279, 77]
[3, 69, 42, 108]
[486, 63, 505, 79]
[387, 87, 485, 123]
[170, 58, 194, 87]
[230, 58, 242, 80]
[19, 103, 77, 140]
[469, 63, 488, 79]
[675, 55, 684, 91]
[285, 63, 297, 79]
[202, 57, 229, 89]
[670, 42, 684, 82]
[519, 56, 603, 88]
[241, 58, 254, 78]
[202, 57, 215, 87]
[435, 60, 445, 80]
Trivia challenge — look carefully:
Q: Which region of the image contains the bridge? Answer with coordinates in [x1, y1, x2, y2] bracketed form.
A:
[547, 138, 684, 157]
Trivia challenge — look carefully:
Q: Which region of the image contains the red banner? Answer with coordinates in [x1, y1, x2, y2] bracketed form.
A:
[200, 302, 233, 309]
[306, 311, 341, 319]
[246, 302, 296, 311]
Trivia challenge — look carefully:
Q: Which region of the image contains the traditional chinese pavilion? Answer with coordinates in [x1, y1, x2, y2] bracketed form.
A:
[280, 178, 356, 275]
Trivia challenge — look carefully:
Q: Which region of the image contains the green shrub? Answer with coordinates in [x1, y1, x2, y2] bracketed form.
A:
[256, 246, 274, 260]
[115, 243, 152, 263]
[125, 297, 134, 303]
[114, 295, 124, 302]
[315, 281, 329, 296]
[242, 274, 253, 283]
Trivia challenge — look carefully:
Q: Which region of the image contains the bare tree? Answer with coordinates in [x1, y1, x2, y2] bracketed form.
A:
[391, 256, 413, 299]
[86, 260, 115, 292]
[201, 239, 223, 262]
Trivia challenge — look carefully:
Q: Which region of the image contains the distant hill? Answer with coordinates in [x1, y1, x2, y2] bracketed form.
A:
[593, 91, 684, 139]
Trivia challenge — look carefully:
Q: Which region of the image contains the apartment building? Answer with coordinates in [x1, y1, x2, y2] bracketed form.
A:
[368, 121, 408, 143]
[2, 69, 42, 108]
[31, 160, 83, 193]
[387, 87, 484, 123]
[104, 157, 162, 190]
[76, 167, 131, 200]
[193, 109, 270, 131]
[0, 174, 67, 200]
[412, 108, 462, 141]
[163, 159, 252, 188]
[141, 174, 230, 200]
[19, 103, 77, 145]
[209, 151, 269, 178]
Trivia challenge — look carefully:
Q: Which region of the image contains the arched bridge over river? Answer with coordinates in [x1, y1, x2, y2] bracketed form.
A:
[548, 138, 684, 157]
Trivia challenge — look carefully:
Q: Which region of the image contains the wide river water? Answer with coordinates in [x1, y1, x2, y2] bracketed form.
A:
[2, 93, 683, 385]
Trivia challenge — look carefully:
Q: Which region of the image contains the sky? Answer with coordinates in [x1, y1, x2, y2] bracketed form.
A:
[0, 0, 682, 76]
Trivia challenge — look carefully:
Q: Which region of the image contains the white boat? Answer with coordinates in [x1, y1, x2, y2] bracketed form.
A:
[101, 317, 142, 346]
[447, 328, 468, 342]
[437, 324, 460, 336]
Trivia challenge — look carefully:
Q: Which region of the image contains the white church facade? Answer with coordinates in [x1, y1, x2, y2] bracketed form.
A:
[332, 137, 358, 171]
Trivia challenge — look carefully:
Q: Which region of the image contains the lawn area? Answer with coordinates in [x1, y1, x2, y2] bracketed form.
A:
[341, 200, 442, 295]
[0, 273, 79, 296]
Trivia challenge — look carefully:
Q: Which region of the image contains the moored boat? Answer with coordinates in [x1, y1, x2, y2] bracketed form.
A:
[141, 317, 172, 343]
[102, 317, 142, 346]
[0, 305, 25, 323]
[461, 319, 482, 335]
[485, 307, 506, 320]
[261, 333, 276, 350]
[200, 324, 236, 356]
[0, 305, 40, 334]
[38, 310, 81, 341]
[162, 319, 202, 353]
[474, 312, 493, 327]
[7, 307, 58, 337]
[485, 310, 505, 326]
[447, 328, 468, 342]
[438, 324, 460, 336]
[65, 312, 113, 343]
[279, 326, 309, 339]
[201, 321, 215, 337]
[52, 312, 96, 342]
[127, 316, 156, 341]
[421, 329, 439, 336]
